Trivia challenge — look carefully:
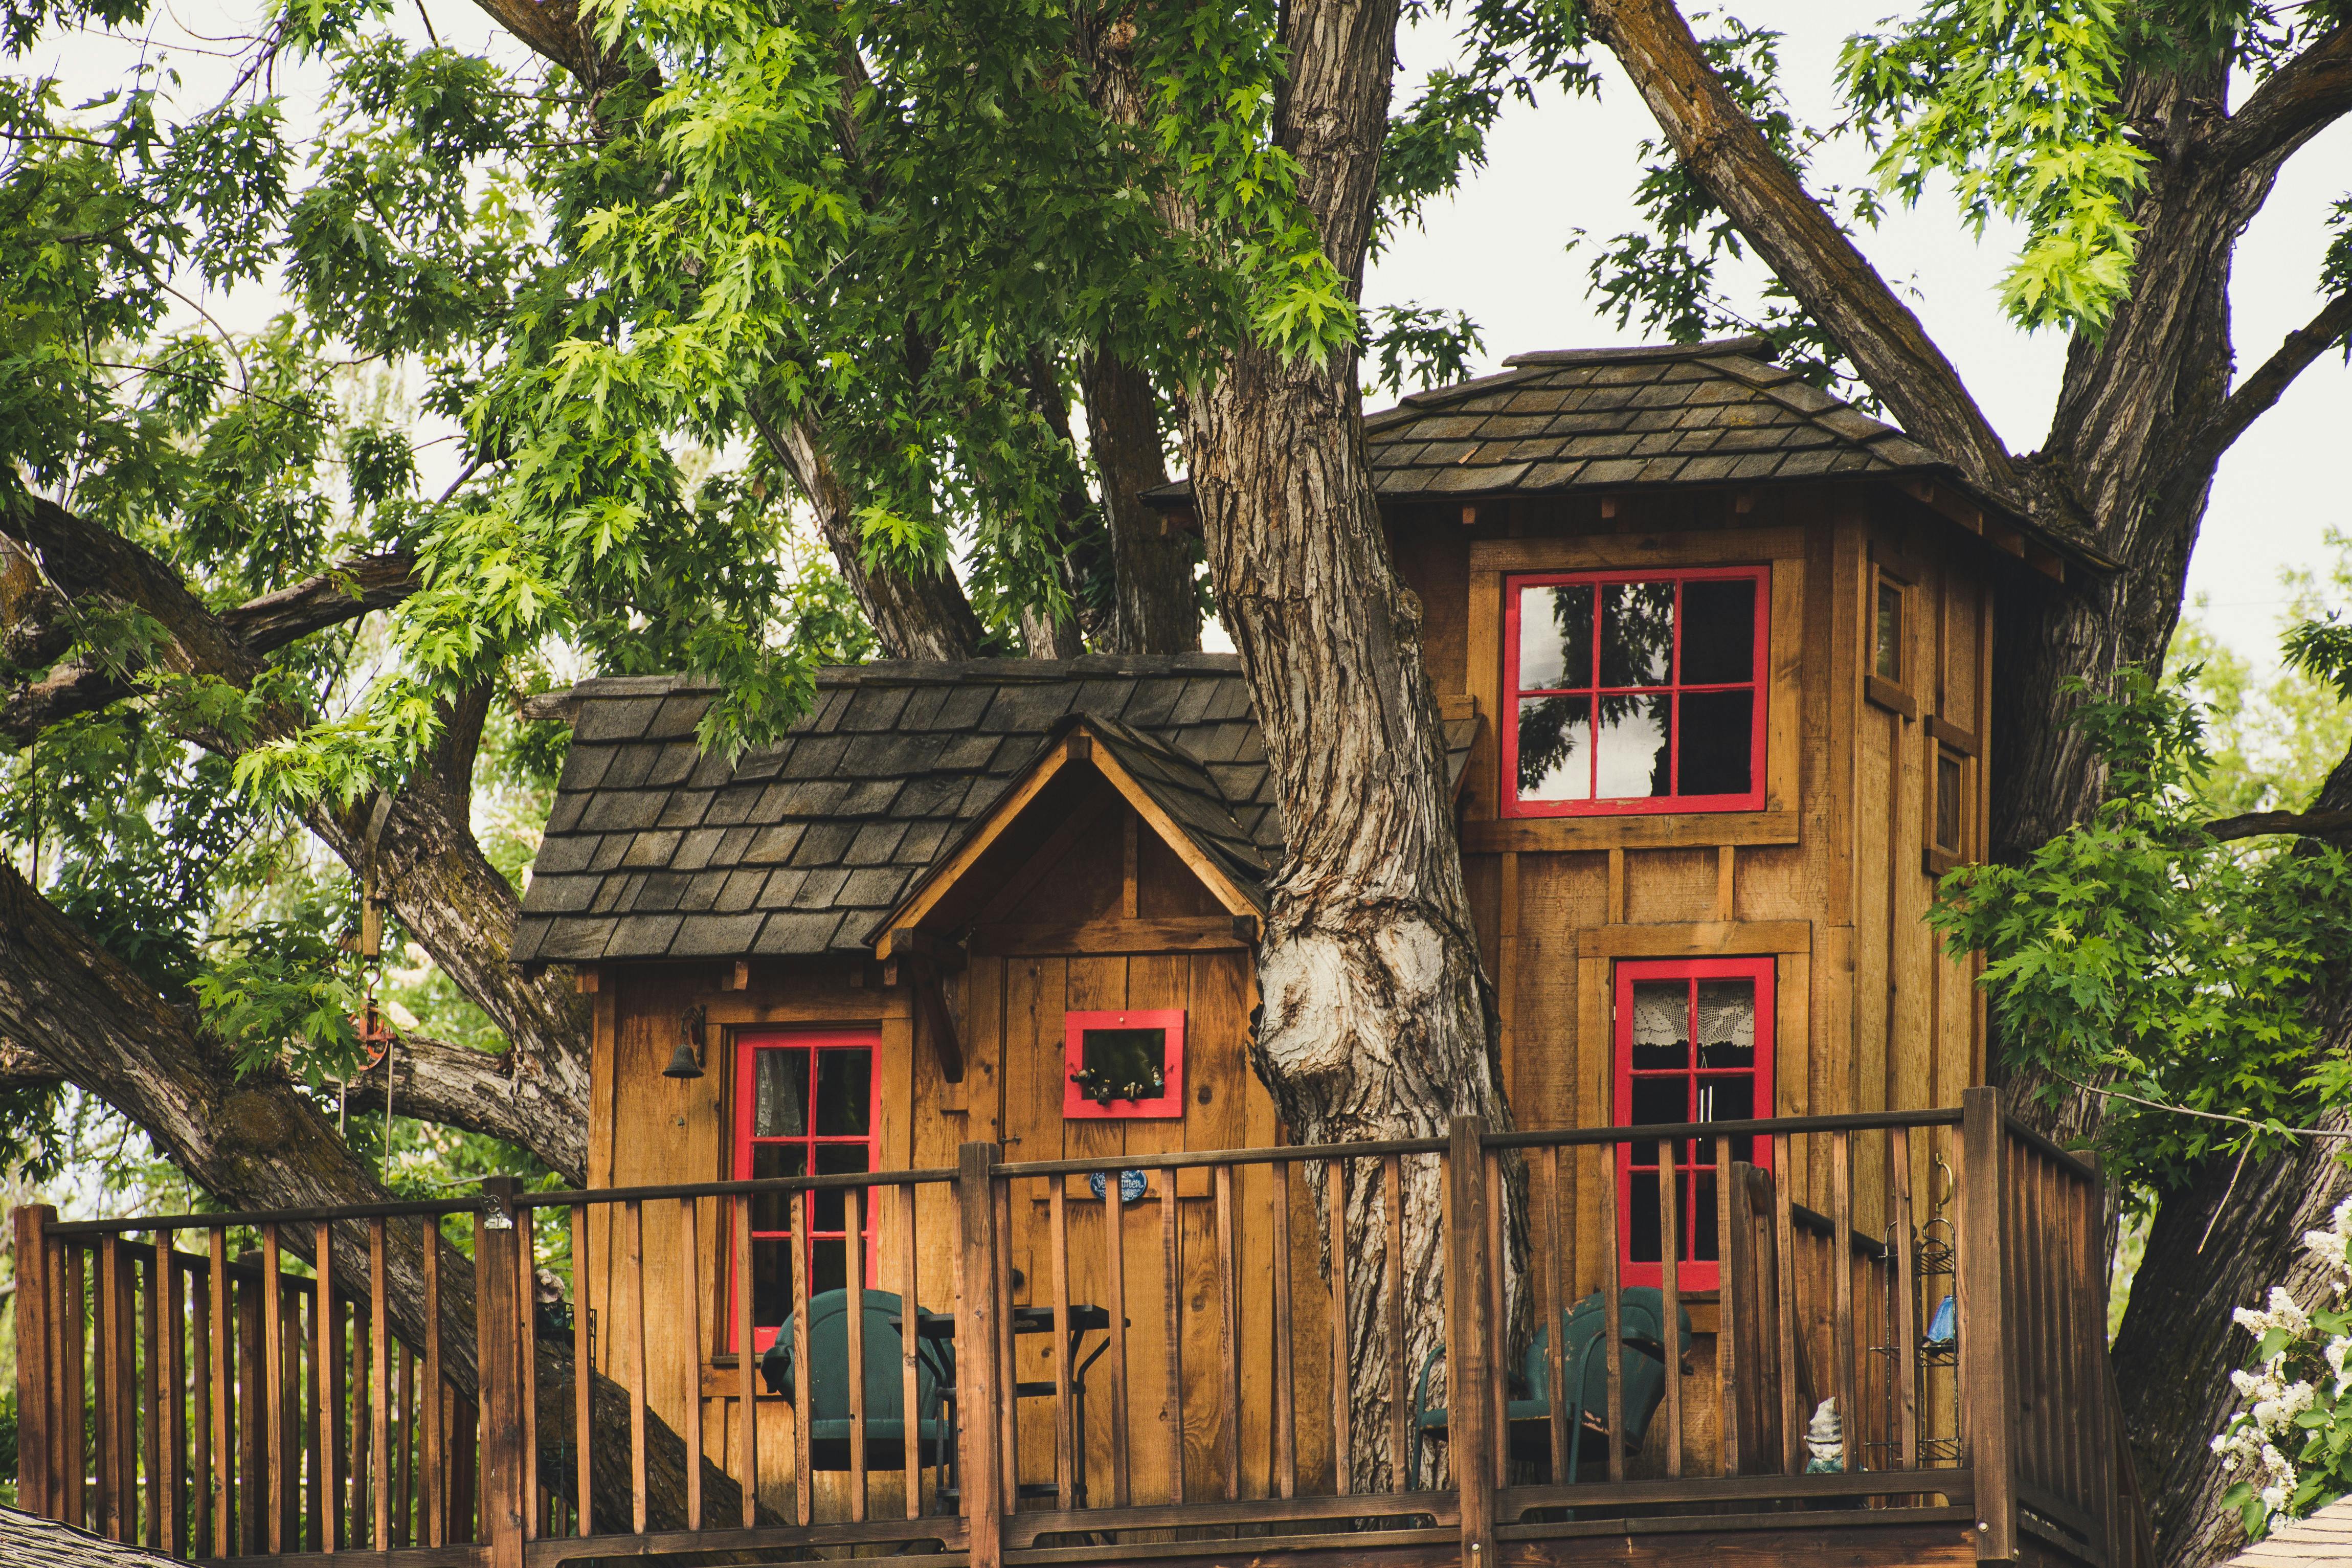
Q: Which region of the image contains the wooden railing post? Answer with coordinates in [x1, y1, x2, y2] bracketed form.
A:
[1446, 1117, 1494, 1568]
[478, 1178, 528, 1568]
[1958, 1088, 2014, 1562]
[13, 1204, 55, 1517]
[956, 1143, 1004, 1568]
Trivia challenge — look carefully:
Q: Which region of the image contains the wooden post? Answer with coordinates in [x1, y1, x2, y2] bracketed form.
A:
[1959, 1087, 2014, 1562]
[479, 1178, 528, 1568]
[955, 1143, 1004, 1568]
[1446, 1117, 1493, 1568]
[12, 1205, 54, 1516]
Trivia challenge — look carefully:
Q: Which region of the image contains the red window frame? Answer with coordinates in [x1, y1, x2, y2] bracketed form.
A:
[1063, 1009, 1186, 1119]
[730, 1026, 880, 1352]
[1501, 566, 1769, 817]
[1612, 956, 1775, 1291]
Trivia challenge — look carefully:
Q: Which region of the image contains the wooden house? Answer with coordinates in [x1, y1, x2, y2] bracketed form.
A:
[11, 339, 2148, 1568]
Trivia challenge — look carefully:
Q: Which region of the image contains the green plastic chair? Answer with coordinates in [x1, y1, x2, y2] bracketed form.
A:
[1410, 1287, 1693, 1486]
[758, 1289, 957, 1473]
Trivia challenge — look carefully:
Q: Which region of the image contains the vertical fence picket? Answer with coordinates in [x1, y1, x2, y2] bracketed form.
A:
[845, 1184, 867, 1524]
[1103, 1168, 1130, 1509]
[1161, 1163, 1184, 1506]
[570, 1203, 593, 1539]
[624, 1199, 647, 1536]
[732, 1196, 756, 1531]
[1270, 1160, 1295, 1502]
[1325, 1158, 1349, 1497]
[1214, 1162, 1239, 1502]
[154, 1230, 183, 1556]
[1599, 1141, 1624, 1486]
[900, 1183, 924, 1519]
[1831, 1131, 1857, 1474]
[677, 1196, 702, 1533]
[1656, 1155, 1682, 1480]
[1715, 1134, 1737, 1479]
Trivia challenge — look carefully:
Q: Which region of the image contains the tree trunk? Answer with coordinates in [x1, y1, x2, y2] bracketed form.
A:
[0, 861, 742, 1533]
[1177, 0, 1514, 1488]
[2110, 744, 2352, 1568]
[1083, 350, 1199, 654]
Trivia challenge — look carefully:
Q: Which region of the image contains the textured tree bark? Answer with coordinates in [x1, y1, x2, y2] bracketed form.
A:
[1082, 350, 1199, 654]
[1176, 0, 1515, 1488]
[0, 861, 747, 1532]
[2111, 1103, 2352, 1568]
[2111, 748, 2352, 1568]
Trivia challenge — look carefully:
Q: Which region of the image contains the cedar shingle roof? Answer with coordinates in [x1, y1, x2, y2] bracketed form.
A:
[0, 1509, 175, 1567]
[514, 656, 1477, 965]
[1144, 337, 2112, 575]
[2225, 1496, 2352, 1565]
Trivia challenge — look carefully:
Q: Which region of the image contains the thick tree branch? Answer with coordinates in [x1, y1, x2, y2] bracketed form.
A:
[220, 550, 419, 652]
[1583, 0, 2032, 512]
[746, 404, 985, 659]
[2211, 24, 2352, 175]
[0, 861, 736, 1532]
[2203, 805, 2352, 843]
[2163, 290, 2352, 491]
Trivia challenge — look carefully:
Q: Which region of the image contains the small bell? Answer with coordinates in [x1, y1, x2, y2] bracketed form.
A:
[664, 1004, 707, 1079]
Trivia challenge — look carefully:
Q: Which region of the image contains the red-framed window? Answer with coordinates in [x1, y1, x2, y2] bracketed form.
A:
[732, 1027, 879, 1352]
[1503, 567, 1768, 816]
[1613, 956, 1775, 1291]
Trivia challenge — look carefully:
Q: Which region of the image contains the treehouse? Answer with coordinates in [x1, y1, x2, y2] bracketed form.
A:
[11, 339, 2153, 1568]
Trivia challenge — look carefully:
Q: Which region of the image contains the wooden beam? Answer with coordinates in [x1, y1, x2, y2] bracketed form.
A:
[914, 968, 966, 1085]
[969, 916, 1252, 957]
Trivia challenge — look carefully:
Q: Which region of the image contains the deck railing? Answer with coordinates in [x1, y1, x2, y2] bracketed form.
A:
[10, 1088, 2144, 1567]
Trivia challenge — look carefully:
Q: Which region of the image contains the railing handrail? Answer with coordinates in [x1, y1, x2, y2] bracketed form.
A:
[31, 1106, 1975, 1237]
[11, 1096, 2133, 1567]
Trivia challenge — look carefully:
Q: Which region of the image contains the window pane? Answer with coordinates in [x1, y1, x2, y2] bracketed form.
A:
[752, 1237, 792, 1331]
[1631, 1076, 1687, 1127]
[1875, 579, 1903, 680]
[814, 1050, 870, 1135]
[1680, 578, 1755, 684]
[1516, 584, 1593, 690]
[1516, 696, 1592, 801]
[1937, 752, 1965, 853]
[1676, 690, 1753, 797]
[1694, 978, 1756, 1068]
[1691, 1170, 1719, 1262]
[811, 1238, 847, 1296]
[811, 1144, 871, 1231]
[754, 1047, 809, 1138]
[1594, 692, 1671, 797]
[1630, 979, 1688, 1070]
[1628, 1175, 1661, 1262]
[750, 1144, 807, 1233]
[1599, 581, 1675, 687]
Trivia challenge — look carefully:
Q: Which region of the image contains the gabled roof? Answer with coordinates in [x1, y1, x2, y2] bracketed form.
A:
[1144, 337, 2113, 576]
[878, 711, 1272, 941]
[512, 656, 1479, 966]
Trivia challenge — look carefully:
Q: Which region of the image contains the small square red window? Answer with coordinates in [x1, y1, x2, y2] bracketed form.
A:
[731, 1027, 878, 1351]
[1503, 567, 1768, 816]
[1613, 956, 1775, 1291]
[1063, 1010, 1185, 1119]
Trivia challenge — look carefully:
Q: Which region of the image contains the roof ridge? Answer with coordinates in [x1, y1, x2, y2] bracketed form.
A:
[1501, 334, 1773, 368]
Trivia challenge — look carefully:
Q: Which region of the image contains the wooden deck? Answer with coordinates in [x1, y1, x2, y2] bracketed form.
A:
[10, 1090, 2150, 1568]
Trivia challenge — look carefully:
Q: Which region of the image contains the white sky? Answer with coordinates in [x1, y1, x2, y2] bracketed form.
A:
[1367, 3, 2352, 670]
[28, 0, 2351, 670]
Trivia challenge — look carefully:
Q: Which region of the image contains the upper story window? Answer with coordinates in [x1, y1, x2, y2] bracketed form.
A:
[732, 1027, 878, 1351]
[1503, 567, 1769, 816]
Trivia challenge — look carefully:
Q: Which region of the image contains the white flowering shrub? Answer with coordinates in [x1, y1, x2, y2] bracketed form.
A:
[2215, 1195, 2352, 1535]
